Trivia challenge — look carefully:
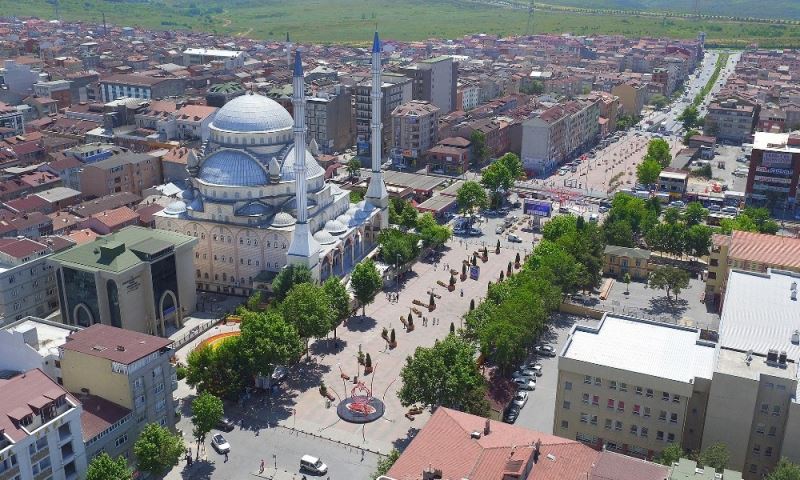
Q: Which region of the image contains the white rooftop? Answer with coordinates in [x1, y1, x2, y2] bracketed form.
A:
[4, 317, 78, 358]
[719, 269, 800, 360]
[183, 48, 243, 58]
[753, 131, 800, 154]
[562, 314, 716, 383]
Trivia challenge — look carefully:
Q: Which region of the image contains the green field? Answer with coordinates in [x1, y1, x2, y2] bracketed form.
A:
[2, 0, 800, 47]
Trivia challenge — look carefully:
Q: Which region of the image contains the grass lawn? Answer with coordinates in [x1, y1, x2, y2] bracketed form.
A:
[2, 0, 799, 47]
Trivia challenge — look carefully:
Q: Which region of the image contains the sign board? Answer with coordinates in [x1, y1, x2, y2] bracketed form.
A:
[469, 266, 480, 280]
[754, 175, 792, 184]
[524, 199, 552, 217]
[761, 151, 793, 168]
[756, 166, 793, 176]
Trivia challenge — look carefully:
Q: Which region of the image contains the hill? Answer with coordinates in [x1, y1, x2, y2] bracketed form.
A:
[1, 0, 798, 47]
[537, 0, 800, 21]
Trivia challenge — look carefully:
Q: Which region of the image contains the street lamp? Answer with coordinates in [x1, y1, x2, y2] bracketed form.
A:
[396, 254, 401, 288]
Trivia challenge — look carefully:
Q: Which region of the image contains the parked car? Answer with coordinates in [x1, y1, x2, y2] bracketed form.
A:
[503, 405, 521, 423]
[508, 234, 522, 243]
[215, 417, 235, 432]
[668, 200, 686, 209]
[211, 434, 230, 454]
[513, 377, 536, 390]
[598, 205, 609, 213]
[707, 204, 721, 212]
[495, 225, 505, 234]
[523, 363, 543, 376]
[271, 365, 288, 385]
[534, 344, 556, 357]
[721, 206, 739, 215]
[514, 368, 538, 378]
[300, 455, 328, 474]
[512, 391, 529, 408]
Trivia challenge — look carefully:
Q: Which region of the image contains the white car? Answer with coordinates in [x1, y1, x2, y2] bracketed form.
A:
[512, 391, 529, 408]
[513, 378, 536, 390]
[495, 225, 505, 234]
[514, 368, 538, 378]
[524, 363, 543, 377]
[211, 434, 230, 454]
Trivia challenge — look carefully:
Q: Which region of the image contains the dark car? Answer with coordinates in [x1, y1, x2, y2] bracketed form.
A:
[215, 417, 235, 432]
[503, 405, 521, 424]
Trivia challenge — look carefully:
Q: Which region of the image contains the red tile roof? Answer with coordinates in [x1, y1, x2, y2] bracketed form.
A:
[77, 393, 131, 441]
[0, 369, 75, 442]
[728, 230, 800, 270]
[62, 324, 172, 364]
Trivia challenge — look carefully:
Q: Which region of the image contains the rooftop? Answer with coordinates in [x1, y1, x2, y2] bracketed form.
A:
[77, 393, 131, 442]
[728, 230, 800, 272]
[0, 369, 74, 442]
[603, 245, 651, 260]
[561, 314, 716, 384]
[719, 269, 800, 359]
[3, 317, 80, 359]
[752, 131, 800, 154]
[61, 324, 172, 365]
[669, 457, 742, 480]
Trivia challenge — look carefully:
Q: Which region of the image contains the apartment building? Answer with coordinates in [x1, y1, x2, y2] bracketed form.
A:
[704, 98, 758, 144]
[554, 314, 716, 459]
[611, 82, 646, 118]
[33, 80, 73, 109]
[459, 83, 480, 111]
[355, 73, 412, 157]
[390, 100, 441, 169]
[0, 368, 87, 480]
[60, 324, 178, 456]
[49, 226, 197, 337]
[658, 170, 689, 198]
[78, 151, 162, 198]
[0, 317, 79, 382]
[0, 236, 75, 327]
[745, 131, 800, 207]
[705, 230, 800, 307]
[182, 48, 245, 70]
[306, 87, 354, 154]
[99, 74, 185, 102]
[397, 56, 458, 113]
[0, 101, 24, 137]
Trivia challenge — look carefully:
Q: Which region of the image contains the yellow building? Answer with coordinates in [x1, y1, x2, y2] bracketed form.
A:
[603, 245, 651, 281]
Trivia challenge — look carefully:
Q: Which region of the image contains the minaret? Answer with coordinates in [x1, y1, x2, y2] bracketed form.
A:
[286, 50, 321, 279]
[364, 31, 389, 229]
[285, 32, 292, 69]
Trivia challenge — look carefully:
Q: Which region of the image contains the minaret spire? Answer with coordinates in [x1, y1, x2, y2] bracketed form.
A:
[286, 50, 321, 279]
[285, 32, 292, 69]
[364, 31, 389, 228]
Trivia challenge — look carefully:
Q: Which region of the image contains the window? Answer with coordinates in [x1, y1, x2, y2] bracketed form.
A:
[620, 383, 627, 392]
[584, 375, 592, 384]
[670, 413, 678, 424]
[761, 403, 769, 414]
[155, 398, 166, 412]
[633, 405, 641, 416]
[607, 399, 615, 409]
[563, 401, 571, 410]
[614, 421, 623, 431]
[656, 431, 664, 441]
[590, 415, 598, 425]
[772, 406, 781, 416]
[756, 423, 765, 434]
[749, 465, 757, 474]
[646, 388, 654, 398]
[752, 444, 761, 455]
[610, 381, 617, 390]
[662, 392, 670, 401]
[592, 395, 599, 406]
[580, 413, 589, 423]
[630, 424, 638, 435]
[768, 426, 777, 437]
[766, 382, 774, 389]
[765, 447, 773, 457]
[667, 433, 675, 443]
[561, 420, 569, 429]
[641, 426, 648, 438]
[659, 411, 667, 421]
[115, 434, 128, 447]
[617, 401, 625, 412]
[605, 419, 612, 430]
[672, 394, 680, 403]
[777, 384, 787, 391]
[582, 394, 590, 404]
[594, 377, 602, 386]
[154, 383, 164, 394]
[635, 386, 643, 395]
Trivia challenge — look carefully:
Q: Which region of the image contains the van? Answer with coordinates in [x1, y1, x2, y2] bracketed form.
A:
[589, 213, 599, 223]
[301, 455, 328, 474]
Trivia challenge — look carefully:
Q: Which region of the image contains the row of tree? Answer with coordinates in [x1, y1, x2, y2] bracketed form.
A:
[657, 442, 800, 480]
[86, 423, 185, 480]
[636, 138, 674, 185]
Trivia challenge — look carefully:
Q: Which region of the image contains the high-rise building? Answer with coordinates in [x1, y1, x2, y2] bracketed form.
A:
[745, 131, 800, 207]
[355, 73, 412, 157]
[390, 100, 441, 169]
[397, 56, 458, 113]
[306, 86, 354, 154]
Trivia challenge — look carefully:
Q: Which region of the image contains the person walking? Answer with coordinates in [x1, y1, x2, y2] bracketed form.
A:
[259, 459, 265, 474]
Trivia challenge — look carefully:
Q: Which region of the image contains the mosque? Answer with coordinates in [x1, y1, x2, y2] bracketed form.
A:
[155, 34, 389, 295]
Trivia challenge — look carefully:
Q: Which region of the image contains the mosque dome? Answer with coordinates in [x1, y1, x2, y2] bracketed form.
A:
[198, 150, 268, 187]
[324, 219, 347, 235]
[313, 230, 337, 245]
[271, 212, 296, 228]
[211, 93, 294, 133]
[163, 201, 187, 216]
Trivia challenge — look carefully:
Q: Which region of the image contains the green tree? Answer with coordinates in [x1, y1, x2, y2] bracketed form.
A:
[389, 197, 419, 229]
[456, 180, 488, 218]
[416, 212, 452, 248]
[322, 277, 350, 336]
[684, 202, 708, 226]
[767, 459, 800, 480]
[86, 453, 132, 480]
[605, 192, 659, 237]
[185, 341, 244, 399]
[281, 283, 334, 354]
[683, 128, 700, 145]
[678, 105, 700, 129]
[346, 157, 361, 180]
[373, 449, 401, 478]
[603, 219, 634, 247]
[378, 229, 420, 266]
[699, 443, 730, 472]
[134, 423, 184, 475]
[398, 335, 488, 415]
[528, 240, 582, 297]
[470, 130, 488, 164]
[623, 272, 631, 293]
[351, 258, 382, 315]
[240, 309, 302, 376]
[648, 266, 690, 300]
[245, 290, 264, 312]
[663, 206, 682, 225]
[645, 138, 673, 168]
[497, 152, 524, 181]
[271, 264, 313, 302]
[655, 443, 684, 466]
[191, 392, 224, 458]
[646, 222, 684, 256]
[636, 157, 662, 185]
[685, 223, 713, 257]
[649, 94, 668, 109]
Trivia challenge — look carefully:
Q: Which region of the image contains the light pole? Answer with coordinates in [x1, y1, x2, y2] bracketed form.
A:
[396, 254, 401, 288]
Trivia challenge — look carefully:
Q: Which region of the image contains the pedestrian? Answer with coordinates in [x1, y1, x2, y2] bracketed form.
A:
[259, 459, 265, 474]
[224, 452, 229, 462]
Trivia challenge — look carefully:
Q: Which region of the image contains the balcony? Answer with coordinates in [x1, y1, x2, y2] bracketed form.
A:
[58, 424, 72, 444]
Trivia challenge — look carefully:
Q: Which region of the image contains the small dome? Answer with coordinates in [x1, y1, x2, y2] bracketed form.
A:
[237, 202, 272, 216]
[211, 93, 293, 133]
[164, 201, 187, 215]
[324, 219, 347, 235]
[280, 146, 325, 181]
[346, 206, 360, 217]
[313, 230, 337, 245]
[271, 212, 296, 227]
[336, 214, 354, 227]
[198, 150, 267, 187]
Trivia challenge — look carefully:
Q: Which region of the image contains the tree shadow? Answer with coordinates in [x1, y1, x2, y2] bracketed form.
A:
[180, 458, 215, 480]
[179, 393, 197, 417]
[344, 315, 377, 332]
[391, 427, 420, 451]
[310, 338, 348, 357]
[644, 296, 689, 318]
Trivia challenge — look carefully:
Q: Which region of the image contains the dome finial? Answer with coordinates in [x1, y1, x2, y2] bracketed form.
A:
[293, 50, 303, 77]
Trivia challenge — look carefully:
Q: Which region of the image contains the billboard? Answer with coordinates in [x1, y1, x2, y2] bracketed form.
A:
[756, 166, 793, 177]
[761, 151, 793, 168]
[524, 199, 552, 217]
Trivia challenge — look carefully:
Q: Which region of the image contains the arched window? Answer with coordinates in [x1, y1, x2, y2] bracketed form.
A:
[106, 280, 121, 328]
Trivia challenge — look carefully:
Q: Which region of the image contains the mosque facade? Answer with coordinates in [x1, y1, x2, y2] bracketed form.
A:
[154, 34, 389, 295]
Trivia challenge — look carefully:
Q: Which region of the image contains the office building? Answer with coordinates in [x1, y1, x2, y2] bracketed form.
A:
[0, 236, 74, 326]
[355, 73, 412, 157]
[0, 368, 87, 480]
[99, 74, 185, 102]
[78, 151, 163, 198]
[182, 48, 245, 70]
[60, 324, 177, 454]
[306, 87, 354, 154]
[704, 99, 757, 144]
[390, 100, 441, 169]
[745, 131, 800, 206]
[554, 314, 716, 459]
[397, 56, 458, 113]
[49, 226, 197, 337]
